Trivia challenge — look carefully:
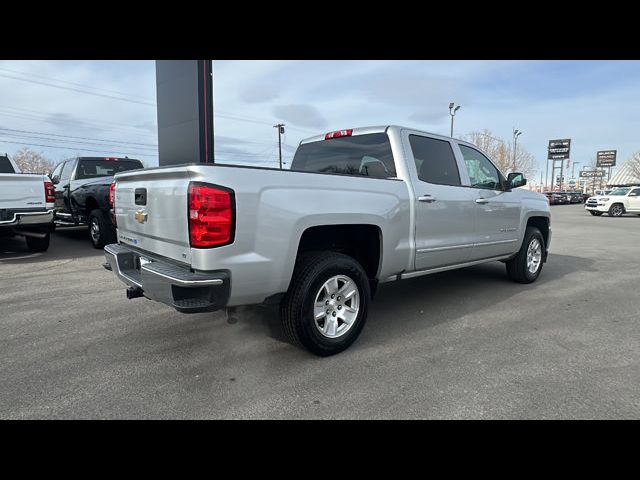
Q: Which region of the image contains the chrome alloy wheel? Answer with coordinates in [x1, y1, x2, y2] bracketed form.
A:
[527, 238, 542, 275]
[313, 275, 360, 338]
[90, 218, 101, 243]
[610, 204, 624, 216]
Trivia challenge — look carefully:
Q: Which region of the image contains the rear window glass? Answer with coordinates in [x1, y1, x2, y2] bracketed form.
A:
[0, 156, 15, 173]
[75, 159, 143, 179]
[290, 133, 396, 178]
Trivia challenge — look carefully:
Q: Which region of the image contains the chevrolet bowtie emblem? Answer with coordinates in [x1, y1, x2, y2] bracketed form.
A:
[134, 210, 148, 223]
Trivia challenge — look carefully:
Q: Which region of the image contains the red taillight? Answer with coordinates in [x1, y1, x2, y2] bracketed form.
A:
[325, 129, 353, 140]
[109, 181, 116, 208]
[188, 183, 234, 248]
[104, 157, 118, 161]
[44, 180, 55, 203]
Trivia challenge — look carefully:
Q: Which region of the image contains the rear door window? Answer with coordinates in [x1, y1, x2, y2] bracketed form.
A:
[409, 135, 461, 186]
[290, 133, 396, 178]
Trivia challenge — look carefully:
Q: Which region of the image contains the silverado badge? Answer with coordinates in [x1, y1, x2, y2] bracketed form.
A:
[134, 210, 148, 224]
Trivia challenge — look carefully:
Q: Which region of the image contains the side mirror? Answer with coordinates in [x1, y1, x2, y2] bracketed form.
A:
[51, 175, 60, 185]
[506, 172, 527, 189]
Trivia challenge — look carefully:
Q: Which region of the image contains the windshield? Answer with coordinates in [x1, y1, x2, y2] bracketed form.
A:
[608, 188, 631, 196]
[290, 133, 396, 178]
[75, 158, 143, 180]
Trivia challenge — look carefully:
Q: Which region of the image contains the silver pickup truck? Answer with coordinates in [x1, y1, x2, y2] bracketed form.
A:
[103, 126, 551, 356]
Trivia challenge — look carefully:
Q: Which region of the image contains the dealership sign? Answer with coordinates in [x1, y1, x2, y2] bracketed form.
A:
[579, 170, 606, 178]
[548, 139, 571, 160]
[597, 150, 617, 167]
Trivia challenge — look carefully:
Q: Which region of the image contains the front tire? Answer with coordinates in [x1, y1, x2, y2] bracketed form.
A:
[506, 227, 545, 284]
[88, 209, 116, 249]
[608, 203, 625, 217]
[26, 233, 50, 252]
[280, 251, 370, 356]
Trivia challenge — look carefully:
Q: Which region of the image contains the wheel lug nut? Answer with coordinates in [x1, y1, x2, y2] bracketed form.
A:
[337, 296, 342, 301]
[332, 312, 337, 317]
[337, 305, 342, 310]
[331, 294, 335, 299]
[325, 300, 329, 305]
[326, 309, 331, 314]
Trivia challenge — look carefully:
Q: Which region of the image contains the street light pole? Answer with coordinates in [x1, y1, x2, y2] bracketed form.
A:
[449, 102, 461, 137]
[512, 128, 522, 172]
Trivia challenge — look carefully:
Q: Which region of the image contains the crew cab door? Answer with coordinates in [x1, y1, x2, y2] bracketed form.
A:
[627, 188, 640, 212]
[456, 143, 522, 259]
[53, 159, 76, 214]
[403, 132, 477, 270]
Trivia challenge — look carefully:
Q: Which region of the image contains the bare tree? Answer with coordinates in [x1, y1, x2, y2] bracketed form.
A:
[464, 129, 536, 179]
[12, 147, 54, 174]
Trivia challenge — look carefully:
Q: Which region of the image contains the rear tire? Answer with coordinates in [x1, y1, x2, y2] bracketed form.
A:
[26, 233, 50, 252]
[280, 251, 370, 356]
[88, 209, 116, 249]
[589, 211, 603, 216]
[506, 227, 544, 284]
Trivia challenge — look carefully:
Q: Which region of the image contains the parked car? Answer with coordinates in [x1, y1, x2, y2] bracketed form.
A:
[51, 156, 144, 248]
[103, 126, 551, 356]
[543, 192, 564, 205]
[585, 186, 640, 216]
[560, 191, 582, 204]
[0, 154, 54, 251]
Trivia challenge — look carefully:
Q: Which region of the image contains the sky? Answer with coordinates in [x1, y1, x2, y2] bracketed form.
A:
[1, 60, 639, 184]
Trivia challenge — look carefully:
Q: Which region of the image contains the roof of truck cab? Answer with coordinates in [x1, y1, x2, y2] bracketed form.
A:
[299, 125, 479, 149]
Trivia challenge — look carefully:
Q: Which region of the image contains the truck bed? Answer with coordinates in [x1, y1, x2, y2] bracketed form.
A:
[113, 163, 413, 306]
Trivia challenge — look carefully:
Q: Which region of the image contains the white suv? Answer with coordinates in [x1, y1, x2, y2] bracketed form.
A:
[585, 187, 640, 216]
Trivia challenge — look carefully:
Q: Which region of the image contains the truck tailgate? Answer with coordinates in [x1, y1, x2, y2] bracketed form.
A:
[0, 174, 46, 210]
[114, 168, 192, 264]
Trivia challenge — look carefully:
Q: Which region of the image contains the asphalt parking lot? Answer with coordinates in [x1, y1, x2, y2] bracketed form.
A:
[1, 205, 639, 419]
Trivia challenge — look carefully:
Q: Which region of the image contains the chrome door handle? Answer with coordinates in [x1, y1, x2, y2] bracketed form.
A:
[475, 198, 489, 204]
[418, 195, 437, 203]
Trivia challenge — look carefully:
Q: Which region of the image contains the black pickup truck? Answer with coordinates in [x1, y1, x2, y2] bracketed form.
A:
[51, 156, 144, 248]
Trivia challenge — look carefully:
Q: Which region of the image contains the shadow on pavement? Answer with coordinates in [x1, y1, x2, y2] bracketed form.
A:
[0, 226, 102, 264]
[227, 254, 596, 347]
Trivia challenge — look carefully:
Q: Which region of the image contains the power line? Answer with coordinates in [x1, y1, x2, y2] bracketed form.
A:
[0, 66, 155, 101]
[0, 73, 156, 107]
[0, 108, 158, 139]
[0, 131, 158, 152]
[0, 127, 158, 148]
[0, 138, 157, 158]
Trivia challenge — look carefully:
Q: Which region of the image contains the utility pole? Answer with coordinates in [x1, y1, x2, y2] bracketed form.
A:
[539, 171, 543, 192]
[572, 161, 580, 178]
[274, 123, 285, 169]
[449, 102, 461, 137]
[545, 158, 549, 191]
[512, 128, 522, 172]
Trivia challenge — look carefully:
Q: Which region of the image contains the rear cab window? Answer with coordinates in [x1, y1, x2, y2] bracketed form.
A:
[0, 155, 15, 173]
[75, 158, 144, 180]
[290, 133, 396, 179]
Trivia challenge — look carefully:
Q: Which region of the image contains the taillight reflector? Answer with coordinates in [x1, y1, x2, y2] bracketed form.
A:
[188, 183, 234, 248]
[325, 129, 353, 140]
[109, 181, 116, 208]
[44, 180, 55, 203]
